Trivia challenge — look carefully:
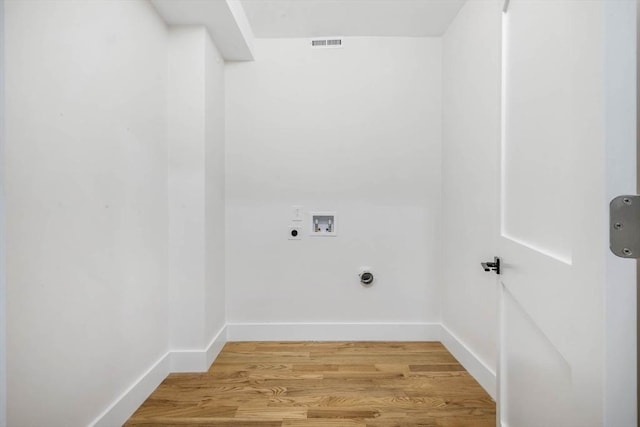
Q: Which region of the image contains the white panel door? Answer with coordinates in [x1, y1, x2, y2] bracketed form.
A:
[499, 1, 636, 426]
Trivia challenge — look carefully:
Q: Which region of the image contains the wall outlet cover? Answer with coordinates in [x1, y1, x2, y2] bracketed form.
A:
[292, 205, 303, 221]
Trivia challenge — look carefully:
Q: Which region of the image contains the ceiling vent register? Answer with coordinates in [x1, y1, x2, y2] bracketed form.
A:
[311, 38, 343, 48]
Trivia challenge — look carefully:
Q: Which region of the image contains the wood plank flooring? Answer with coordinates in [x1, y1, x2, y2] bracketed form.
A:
[126, 342, 495, 427]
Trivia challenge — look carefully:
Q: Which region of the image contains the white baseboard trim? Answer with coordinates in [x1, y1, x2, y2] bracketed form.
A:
[170, 349, 207, 373]
[90, 325, 228, 427]
[206, 324, 228, 366]
[226, 322, 441, 341]
[89, 352, 171, 427]
[440, 324, 496, 399]
[171, 324, 228, 372]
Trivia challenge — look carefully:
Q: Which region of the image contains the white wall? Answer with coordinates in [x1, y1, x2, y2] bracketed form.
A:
[168, 26, 227, 369]
[205, 34, 227, 344]
[5, 1, 169, 425]
[225, 38, 442, 333]
[441, 0, 502, 391]
[168, 27, 207, 352]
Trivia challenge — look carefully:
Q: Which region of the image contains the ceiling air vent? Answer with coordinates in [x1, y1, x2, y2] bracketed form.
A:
[310, 37, 344, 49]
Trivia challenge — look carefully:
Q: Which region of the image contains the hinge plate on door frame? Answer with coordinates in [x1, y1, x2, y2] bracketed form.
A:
[610, 195, 640, 258]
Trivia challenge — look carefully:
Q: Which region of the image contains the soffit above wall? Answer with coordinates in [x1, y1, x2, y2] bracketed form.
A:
[240, 0, 467, 38]
[151, 0, 254, 61]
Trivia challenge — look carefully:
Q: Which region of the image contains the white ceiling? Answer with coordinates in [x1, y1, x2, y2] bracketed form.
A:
[152, 0, 255, 61]
[240, 0, 467, 38]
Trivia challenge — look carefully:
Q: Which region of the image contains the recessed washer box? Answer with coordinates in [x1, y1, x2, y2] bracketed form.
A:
[310, 212, 337, 237]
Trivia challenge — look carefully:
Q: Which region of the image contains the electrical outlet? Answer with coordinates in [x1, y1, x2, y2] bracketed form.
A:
[288, 225, 302, 240]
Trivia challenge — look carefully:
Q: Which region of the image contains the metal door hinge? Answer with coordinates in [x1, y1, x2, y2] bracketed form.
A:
[610, 195, 640, 258]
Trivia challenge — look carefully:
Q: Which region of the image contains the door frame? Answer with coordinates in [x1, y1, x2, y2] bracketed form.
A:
[0, 0, 7, 425]
[603, 0, 638, 424]
[637, 0, 640, 423]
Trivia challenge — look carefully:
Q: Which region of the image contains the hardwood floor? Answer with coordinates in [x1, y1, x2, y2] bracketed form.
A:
[126, 342, 495, 426]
